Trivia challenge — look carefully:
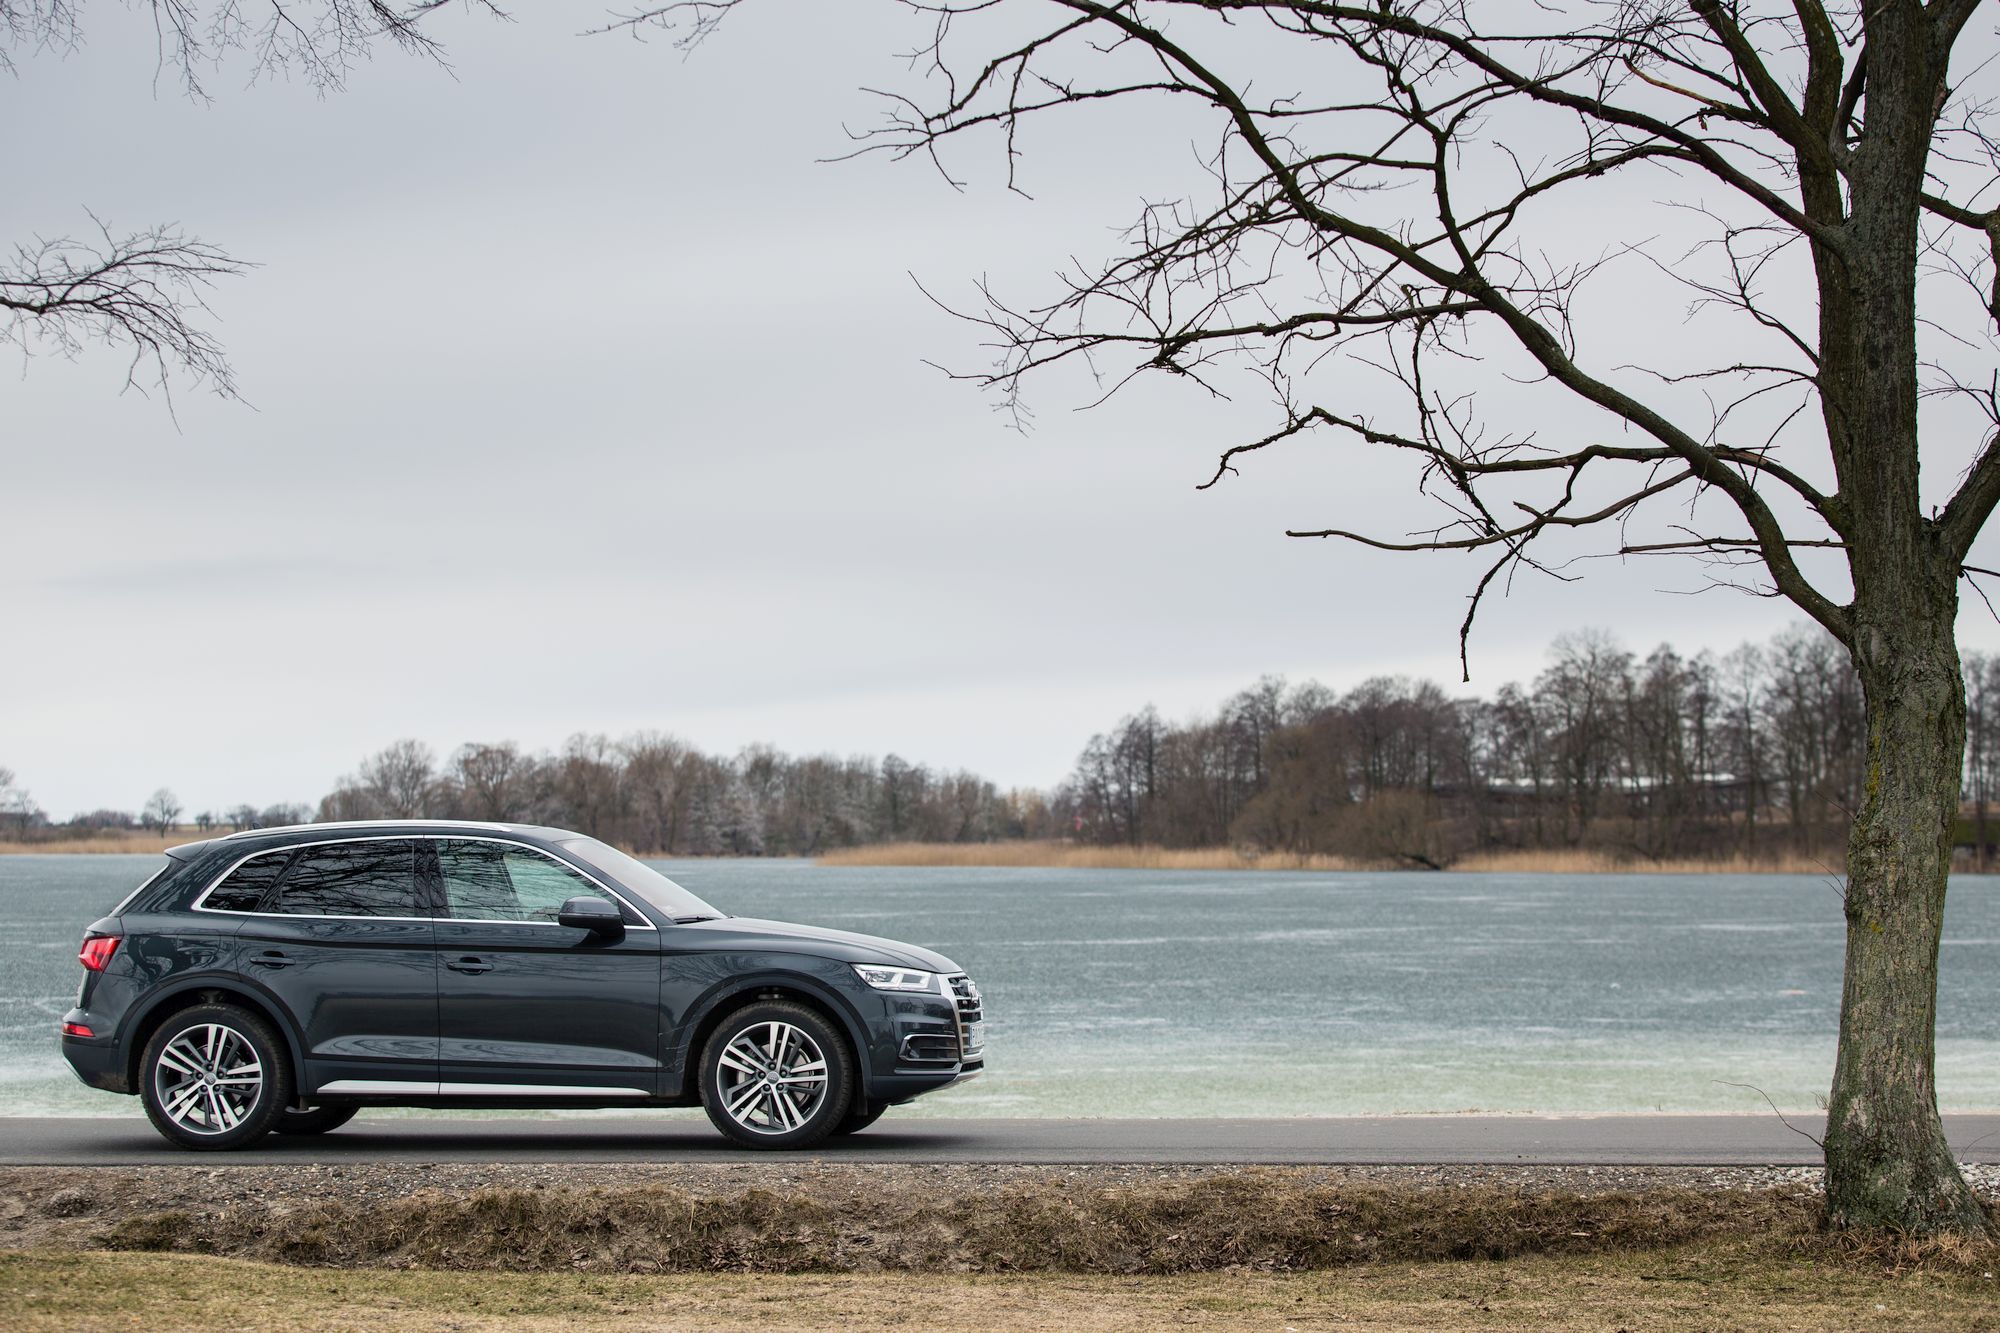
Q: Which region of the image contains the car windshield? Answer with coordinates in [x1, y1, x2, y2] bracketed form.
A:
[557, 837, 722, 923]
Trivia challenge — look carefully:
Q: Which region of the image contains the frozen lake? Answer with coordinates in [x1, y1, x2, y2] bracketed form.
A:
[3, 854, 1995, 1116]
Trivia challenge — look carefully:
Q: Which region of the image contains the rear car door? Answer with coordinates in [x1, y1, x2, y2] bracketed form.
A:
[431, 838, 664, 1095]
[213, 838, 438, 1095]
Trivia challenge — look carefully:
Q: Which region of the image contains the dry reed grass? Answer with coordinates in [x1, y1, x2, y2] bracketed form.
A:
[818, 840, 1842, 875]
[1454, 847, 1842, 875]
[817, 842, 1357, 872]
[0, 831, 201, 855]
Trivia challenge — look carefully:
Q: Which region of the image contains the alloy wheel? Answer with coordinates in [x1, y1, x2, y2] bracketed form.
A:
[715, 1020, 829, 1135]
[151, 1023, 264, 1136]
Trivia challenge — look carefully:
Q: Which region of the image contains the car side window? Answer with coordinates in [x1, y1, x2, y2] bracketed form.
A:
[204, 851, 293, 913]
[437, 840, 602, 923]
[269, 840, 422, 918]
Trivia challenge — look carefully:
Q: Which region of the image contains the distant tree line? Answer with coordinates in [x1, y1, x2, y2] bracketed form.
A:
[11, 622, 2000, 865]
[1060, 625, 1880, 866]
[312, 735, 1060, 855]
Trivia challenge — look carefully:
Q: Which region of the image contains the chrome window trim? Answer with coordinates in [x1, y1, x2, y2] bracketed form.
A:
[189, 833, 660, 931]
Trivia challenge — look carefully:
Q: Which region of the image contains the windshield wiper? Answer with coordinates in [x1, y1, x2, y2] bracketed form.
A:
[673, 914, 724, 924]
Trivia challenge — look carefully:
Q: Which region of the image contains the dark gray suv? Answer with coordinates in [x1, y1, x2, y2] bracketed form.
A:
[60, 821, 984, 1150]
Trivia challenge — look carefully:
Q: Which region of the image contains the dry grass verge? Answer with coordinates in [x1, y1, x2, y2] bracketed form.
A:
[88, 1174, 1839, 1272]
[10, 1168, 1998, 1329]
[7, 1242, 2000, 1331]
[817, 841, 1841, 875]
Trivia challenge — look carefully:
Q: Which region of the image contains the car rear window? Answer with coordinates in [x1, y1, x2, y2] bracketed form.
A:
[269, 840, 422, 918]
[204, 851, 293, 913]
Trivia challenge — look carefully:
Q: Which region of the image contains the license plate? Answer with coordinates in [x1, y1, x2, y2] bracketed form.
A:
[963, 1021, 985, 1055]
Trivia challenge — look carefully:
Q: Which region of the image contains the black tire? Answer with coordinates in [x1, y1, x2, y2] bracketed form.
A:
[831, 1100, 888, 1136]
[139, 1003, 292, 1151]
[699, 1001, 853, 1150]
[274, 1103, 360, 1136]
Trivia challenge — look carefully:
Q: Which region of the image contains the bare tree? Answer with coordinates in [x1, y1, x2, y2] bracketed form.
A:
[356, 738, 437, 818]
[0, 765, 42, 834]
[141, 787, 182, 834]
[449, 741, 536, 822]
[621, 733, 696, 852]
[623, 0, 2000, 1233]
[1, 1, 472, 396]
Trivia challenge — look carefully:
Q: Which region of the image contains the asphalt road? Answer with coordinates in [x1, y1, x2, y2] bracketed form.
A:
[2, 1114, 1997, 1167]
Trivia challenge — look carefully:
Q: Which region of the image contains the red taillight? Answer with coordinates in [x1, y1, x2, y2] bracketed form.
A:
[78, 935, 120, 972]
[61, 1022, 94, 1038]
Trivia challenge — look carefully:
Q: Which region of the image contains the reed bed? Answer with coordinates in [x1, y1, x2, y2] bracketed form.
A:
[815, 842, 1359, 872]
[817, 840, 1842, 875]
[1453, 847, 1842, 875]
[0, 833, 196, 855]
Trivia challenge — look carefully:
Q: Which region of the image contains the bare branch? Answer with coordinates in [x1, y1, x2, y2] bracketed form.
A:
[0, 217, 249, 398]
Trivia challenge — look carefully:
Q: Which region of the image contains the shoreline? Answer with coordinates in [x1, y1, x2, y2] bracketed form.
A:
[814, 840, 1847, 875]
[0, 835, 1853, 873]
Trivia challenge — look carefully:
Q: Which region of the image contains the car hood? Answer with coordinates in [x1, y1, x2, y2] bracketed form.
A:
[676, 917, 959, 973]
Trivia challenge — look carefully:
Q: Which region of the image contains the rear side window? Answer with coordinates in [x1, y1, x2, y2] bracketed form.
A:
[271, 841, 422, 918]
[204, 852, 292, 913]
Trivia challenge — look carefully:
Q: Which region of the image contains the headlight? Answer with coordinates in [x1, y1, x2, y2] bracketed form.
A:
[852, 964, 940, 992]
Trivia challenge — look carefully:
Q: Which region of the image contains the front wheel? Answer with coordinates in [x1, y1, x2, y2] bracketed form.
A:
[699, 1001, 853, 1149]
[139, 1004, 292, 1151]
[274, 1103, 359, 1136]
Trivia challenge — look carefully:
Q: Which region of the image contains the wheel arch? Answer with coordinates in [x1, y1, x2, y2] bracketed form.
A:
[121, 976, 307, 1094]
[673, 972, 870, 1098]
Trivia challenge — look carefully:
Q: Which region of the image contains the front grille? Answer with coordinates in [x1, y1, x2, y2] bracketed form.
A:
[947, 973, 983, 1058]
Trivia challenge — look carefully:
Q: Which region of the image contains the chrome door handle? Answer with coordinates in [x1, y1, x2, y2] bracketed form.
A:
[444, 956, 493, 974]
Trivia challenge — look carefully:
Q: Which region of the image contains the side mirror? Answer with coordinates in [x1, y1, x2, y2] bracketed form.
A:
[557, 895, 625, 939]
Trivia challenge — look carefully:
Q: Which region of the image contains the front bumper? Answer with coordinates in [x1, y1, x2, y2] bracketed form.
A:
[860, 970, 985, 1105]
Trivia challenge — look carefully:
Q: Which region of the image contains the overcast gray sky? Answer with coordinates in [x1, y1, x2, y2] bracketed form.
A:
[6, 3, 1997, 819]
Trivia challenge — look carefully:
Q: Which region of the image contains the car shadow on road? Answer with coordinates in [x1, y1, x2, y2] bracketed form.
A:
[68, 1122, 987, 1160]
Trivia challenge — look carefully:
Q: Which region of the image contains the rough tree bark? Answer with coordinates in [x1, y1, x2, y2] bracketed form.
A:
[1816, 0, 1989, 1236]
[1832, 602, 1981, 1232]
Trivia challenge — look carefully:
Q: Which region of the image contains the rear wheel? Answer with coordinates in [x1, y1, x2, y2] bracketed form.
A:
[699, 1001, 853, 1149]
[274, 1103, 359, 1136]
[139, 1004, 291, 1151]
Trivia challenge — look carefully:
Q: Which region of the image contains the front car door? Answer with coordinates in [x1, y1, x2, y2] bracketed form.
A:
[209, 837, 438, 1095]
[431, 838, 664, 1096]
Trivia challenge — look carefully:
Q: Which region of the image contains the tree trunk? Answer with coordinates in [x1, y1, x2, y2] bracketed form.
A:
[1823, 607, 1988, 1234]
